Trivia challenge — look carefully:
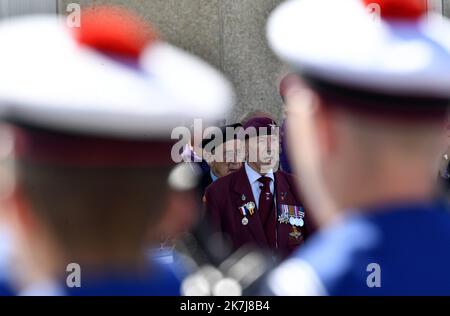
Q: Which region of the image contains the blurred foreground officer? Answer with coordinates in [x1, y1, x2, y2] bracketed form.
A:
[278, 74, 302, 175]
[0, 7, 233, 295]
[265, 0, 450, 295]
[204, 117, 310, 261]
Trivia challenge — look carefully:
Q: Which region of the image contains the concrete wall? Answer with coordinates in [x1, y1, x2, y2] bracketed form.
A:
[58, 0, 285, 123]
[444, 0, 450, 17]
[0, 0, 56, 18]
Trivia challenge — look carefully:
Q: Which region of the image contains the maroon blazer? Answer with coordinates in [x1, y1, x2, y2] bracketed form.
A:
[204, 166, 311, 260]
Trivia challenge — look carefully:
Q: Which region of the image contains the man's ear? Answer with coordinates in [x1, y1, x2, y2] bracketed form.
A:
[315, 99, 337, 159]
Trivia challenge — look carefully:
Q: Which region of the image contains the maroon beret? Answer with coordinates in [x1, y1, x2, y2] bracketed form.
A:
[243, 117, 278, 137]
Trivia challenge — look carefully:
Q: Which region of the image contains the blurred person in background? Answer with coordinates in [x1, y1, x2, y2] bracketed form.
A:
[265, 0, 450, 295]
[204, 116, 311, 261]
[181, 132, 209, 174]
[200, 123, 244, 194]
[0, 6, 233, 295]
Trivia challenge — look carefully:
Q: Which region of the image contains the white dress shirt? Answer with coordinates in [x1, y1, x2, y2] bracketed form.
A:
[244, 162, 275, 209]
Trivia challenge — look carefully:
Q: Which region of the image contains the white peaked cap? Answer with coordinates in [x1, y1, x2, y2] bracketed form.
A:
[267, 0, 450, 100]
[0, 11, 234, 139]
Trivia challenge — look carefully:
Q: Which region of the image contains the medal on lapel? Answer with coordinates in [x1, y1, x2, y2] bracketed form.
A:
[239, 202, 256, 226]
[247, 202, 256, 216]
[289, 206, 297, 226]
[279, 205, 305, 227]
[278, 204, 290, 224]
[280, 204, 305, 239]
[239, 205, 249, 226]
[294, 206, 305, 227]
[289, 226, 302, 240]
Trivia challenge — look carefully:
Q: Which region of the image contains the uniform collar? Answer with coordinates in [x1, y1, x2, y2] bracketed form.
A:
[245, 162, 274, 184]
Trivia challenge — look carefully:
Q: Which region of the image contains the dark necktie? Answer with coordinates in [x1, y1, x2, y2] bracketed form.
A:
[257, 176, 277, 249]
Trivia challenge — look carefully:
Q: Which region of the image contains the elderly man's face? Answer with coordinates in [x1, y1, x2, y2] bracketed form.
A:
[247, 134, 280, 174]
[209, 139, 244, 178]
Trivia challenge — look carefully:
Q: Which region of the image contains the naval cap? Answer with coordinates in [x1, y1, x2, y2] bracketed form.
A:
[362, 0, 426, 20]
[0, 6, 234, 139]
[267, 0, 450, 103]
[74, 6, 158, 60]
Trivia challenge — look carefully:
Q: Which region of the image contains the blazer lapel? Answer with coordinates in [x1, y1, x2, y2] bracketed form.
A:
[233, 167, 269, 248]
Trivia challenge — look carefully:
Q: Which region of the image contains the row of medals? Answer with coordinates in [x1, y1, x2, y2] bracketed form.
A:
[240, 201, 303, 240]
[278, 213, 304, 228]
[279, 209, 304, 240]
[240, 201, 304, 229]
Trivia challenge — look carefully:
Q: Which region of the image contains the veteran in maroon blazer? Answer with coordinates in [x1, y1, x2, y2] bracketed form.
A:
[203, 116, 312, 260]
